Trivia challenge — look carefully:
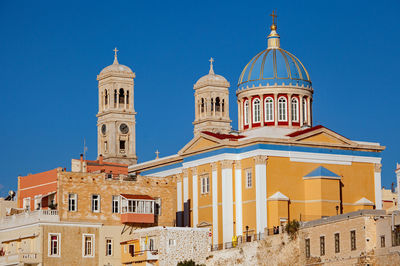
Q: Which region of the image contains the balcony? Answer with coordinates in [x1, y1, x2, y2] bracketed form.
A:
[0, 253, 41, 265]
[121, 213, 154, 224]
[120, 194, 155, 224]
[0, 210, 59, 230]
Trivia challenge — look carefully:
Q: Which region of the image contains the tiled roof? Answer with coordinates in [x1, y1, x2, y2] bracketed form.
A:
[202, 131, 245, 141]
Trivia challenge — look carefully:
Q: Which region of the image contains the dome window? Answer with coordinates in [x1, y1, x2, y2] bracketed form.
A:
[264, 97, 274, 122]
[215, 97, 221, 112]
[119, 88, 125, 104]
[104, 90, 108, 106]
[253, 98, 261, 123]
[278, 97, 287, 121]
[291, 98, 299, 122]
[201, 98, 205, 113]
[244, 100, 249, 125]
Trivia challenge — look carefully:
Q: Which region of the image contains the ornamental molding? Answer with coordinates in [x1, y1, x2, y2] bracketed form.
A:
[374, 163, 382, 173]
[191, 167, 198, 176]
[210, 162, 218, 171]
[253, 155, 268, 165]
[182, 168, 188, 178]
[237, 87, 313, 99]
[221, 160, 234, 169]
[235, 160, 242, 169]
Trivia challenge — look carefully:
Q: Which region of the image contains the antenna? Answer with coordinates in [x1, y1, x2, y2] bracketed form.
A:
[83, 138, 88, 161]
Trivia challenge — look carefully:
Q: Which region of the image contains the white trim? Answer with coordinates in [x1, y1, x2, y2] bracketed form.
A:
[291, 97, 299, 122]
[20, 181, 57, 191]
[255, 163, 267, 234]
[82, 233, 95, 257]
[192, 174, 198, 227]
[252, 98, 261, 123]
[303, 176, 341, 180]
[278, 96, 287, 122]
[0, 222, 102, 233]
[235, 167, 243, 236]
[105, 238, 113, 256]
[268, 191, 289, 201]
[222, 167, 233, 243]
[177, 182, 182, 212]
[374, 171, 382, 209]
[264, 97, 274, 122]
[244, 100, 249, 125]
[212, 169, 218, 245]
[148, 167, 183, 177]
[48, 232, 61, 257]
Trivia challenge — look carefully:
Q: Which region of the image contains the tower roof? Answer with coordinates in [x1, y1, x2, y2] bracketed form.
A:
[99, 48, 133, 76]
[194, 58, 229, 89]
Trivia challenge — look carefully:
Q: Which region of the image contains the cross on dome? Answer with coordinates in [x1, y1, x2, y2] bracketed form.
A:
[155, 149, 160, 159]
[270, 10, 277, 26]
[113, 47, 119, 64]
[209, 57, 215, 75]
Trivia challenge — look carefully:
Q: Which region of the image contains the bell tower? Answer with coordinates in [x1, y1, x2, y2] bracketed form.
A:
[96, 48, 137, 165]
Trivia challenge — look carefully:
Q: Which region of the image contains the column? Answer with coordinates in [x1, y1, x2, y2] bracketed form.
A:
[124, 92, 127, 110]
[254, 155, 268, 234]
[249, 97, 252, 129]
[374, 163, 383, 209]
[107, 89, 111, 109]
[117, 91, 120, 109]
[221, 160, 234, 244]
[177, 178, 183, 212]
[211, 162, 218, 245]
[274, 94, 278, 126]
[307, 96, 311, 126]
[299, 95, 304, 126]
[259, 94, 264, 127]
[288, 94, 292, 127]
[192, 168, 198, 227]
[235, 160, 243, 236]
[183, 169, 189, 203]
[238, 99, 242, 131]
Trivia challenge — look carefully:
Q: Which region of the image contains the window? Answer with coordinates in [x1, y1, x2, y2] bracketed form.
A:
[264, 97, 274, 122]
[23, 197, 31, 210]
[302, 98, 307, 124]
[112, 195, 119, 213]
[215, 97, 221, 112]
[126, 91, 129, 104]
[244, 100, 249, 125]
[91, 195, 100, 213]
[119, 88, 125, 104]
[291, 97, 299, 122]
[320, 236, 325, 256]
[129, 244, 135, 257]
[222, 99, 225, 113]
[154, 197, 162, 215]
[305, 238, 310, 258]
[253, 98, 261, 123]
[201, 98, 205, 113]
[104, 90, 108, 105]
[68, 193, 77, 212]
[106, 239, 112, 256]
[278, 97, 287, 121]
[201, 176, 210, 194]
[350, 230, 356, 250]
[49, 233, 60, 257]
[169, 239, 176, 246]
[114, 90, 117, 104]
[34, 196, 41, 210]
[120, 140, 126, 150]
[392, 225, 400, 246]
[121, 198, 155, 214]
[104, 141, 108, 153]
[246, 169, 252, 188]
[149, 238, 155, 251]
[335, 233, 340, 253]
[381, 235, 385, 247]
[83, 234, 94, 257]
[211, 98, 214, 112]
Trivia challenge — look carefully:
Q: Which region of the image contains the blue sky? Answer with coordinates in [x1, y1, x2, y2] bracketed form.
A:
[0, 0, 399, 195]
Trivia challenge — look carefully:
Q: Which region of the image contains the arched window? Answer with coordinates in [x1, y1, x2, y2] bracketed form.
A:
[215, 97, 221, 112]
[114, 90, 117, 104]
[211, 98, 214, 112]
[126, 90, 129, 104]
[119, 88, 125, 104]
[201, 98, 205, 113]
[264, 97, 274, 122]
[244, 100, 249, 125]
[253, 98, 261, 123]
[291, 98, 299, 122]
[302, 98, 307, 124]
[222, 99, 225, 113]
[104, 90, 108, 105]
[278, 97, 287, 121]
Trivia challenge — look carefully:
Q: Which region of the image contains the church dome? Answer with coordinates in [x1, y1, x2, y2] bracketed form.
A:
[194, 58, 230, 89]
[237, 25, 311, 90]
[99, 48, 133, 76]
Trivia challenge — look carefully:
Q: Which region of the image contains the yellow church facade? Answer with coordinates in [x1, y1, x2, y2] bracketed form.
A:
[128, 18, 384, 247]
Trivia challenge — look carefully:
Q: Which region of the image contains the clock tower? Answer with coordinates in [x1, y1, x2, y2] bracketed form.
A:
[96, 48, 137, 165]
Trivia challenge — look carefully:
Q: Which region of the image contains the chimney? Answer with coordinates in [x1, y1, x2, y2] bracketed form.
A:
[99, 154, 103, 164]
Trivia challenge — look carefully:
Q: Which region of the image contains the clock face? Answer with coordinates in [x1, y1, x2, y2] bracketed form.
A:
[101, 124, 107, 135]
[120, 123, 129, 134]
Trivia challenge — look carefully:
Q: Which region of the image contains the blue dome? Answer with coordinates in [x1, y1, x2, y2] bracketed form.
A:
[238, 48, 311, 90]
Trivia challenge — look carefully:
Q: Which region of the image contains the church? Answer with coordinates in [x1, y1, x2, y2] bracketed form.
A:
[97, 16, 384, 247]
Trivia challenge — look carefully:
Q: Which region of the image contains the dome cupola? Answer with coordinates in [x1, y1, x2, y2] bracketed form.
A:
[236, 12, 314, 133]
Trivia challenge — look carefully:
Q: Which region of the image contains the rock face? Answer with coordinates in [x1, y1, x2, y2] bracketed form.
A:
[206, 233, 302, 266]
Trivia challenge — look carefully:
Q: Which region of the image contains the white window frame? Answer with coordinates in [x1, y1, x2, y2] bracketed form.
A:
[245, 169, 252, 188]
[48, 233, 61, 257]
[106, 238, 113, 256]
[244, 100, 249, 125]
[169, 239, 176, 247]
[34, 195, 41, 210]
[264, 97, 274, 122]
[278, 97, 287, 121]
[291, 97, 299, 122]
[23, 197, 31, 210]
[112, 195, 120, 213]
[200, 175, 210, 194]
[302, 98, 307, 124]
[252, 98, 261, 123]
[91, 194, 100, 213]
[82, 234, 95, 257]
[68, 193, 77, 212]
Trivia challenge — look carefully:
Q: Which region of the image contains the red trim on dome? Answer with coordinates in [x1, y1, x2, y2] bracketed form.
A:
[202, 131, 245, 141]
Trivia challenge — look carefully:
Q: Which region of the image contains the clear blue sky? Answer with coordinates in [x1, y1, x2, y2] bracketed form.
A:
[0, 0, 399, 195]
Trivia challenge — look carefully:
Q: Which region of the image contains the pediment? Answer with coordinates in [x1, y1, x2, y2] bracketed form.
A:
[179, 134, 223, 155]
[197, 221, 212, 228]
[290, 127, 355, 146]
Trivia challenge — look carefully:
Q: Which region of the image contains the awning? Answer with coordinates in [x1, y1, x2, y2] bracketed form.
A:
[120, 194, 154, 200]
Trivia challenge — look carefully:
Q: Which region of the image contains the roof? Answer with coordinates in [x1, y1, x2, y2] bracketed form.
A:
[286, 125, 325, 137]
[85, 160, 128, 167]
[120, 194, 154, 200]
[202, 131, 245, 141]
[304, 166, 340, 179]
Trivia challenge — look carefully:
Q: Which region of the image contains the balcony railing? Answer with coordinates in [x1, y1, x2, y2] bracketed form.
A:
[0, 210, 59, 230]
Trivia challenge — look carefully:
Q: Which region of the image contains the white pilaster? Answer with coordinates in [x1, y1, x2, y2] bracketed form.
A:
[235, 161, 243, 236]
[211, 163, 218, 245]
[192, 170, 198, 227]
[221, 161, 233, 244]
[374, 163, 382, 210]
[255, 156, 267, 234]
[177, 181, 182, 212]
[183, 177, 188, 203]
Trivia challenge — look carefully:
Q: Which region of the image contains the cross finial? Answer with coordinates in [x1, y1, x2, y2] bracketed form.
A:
[155, 150, 160, 159]
[209, 57, 215, 74]
[270, 10, 277, 26]
[113, 47, 119, 64]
